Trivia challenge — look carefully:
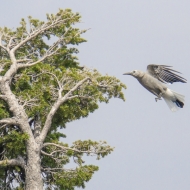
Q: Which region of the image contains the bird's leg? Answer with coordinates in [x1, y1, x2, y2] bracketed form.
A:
[156, 92, 162, 101]
[155, 88, 166, 102]
[151, 91, 162, 102]
[150, 88, 165, 102]
[155, 98, 158, 102]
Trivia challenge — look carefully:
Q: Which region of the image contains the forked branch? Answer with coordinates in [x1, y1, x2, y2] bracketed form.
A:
[11, 15, 75, 53]
[38, 77, 91, 142]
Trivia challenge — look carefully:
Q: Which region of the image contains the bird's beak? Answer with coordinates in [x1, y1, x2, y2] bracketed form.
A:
[123, 72, 132, 75]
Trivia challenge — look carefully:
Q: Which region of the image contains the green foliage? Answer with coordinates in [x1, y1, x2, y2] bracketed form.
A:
[42, 140, 113, 189]
[0, 9, 126, 189]
[49, 165, 99, 190]
[0, 130, 28, 158]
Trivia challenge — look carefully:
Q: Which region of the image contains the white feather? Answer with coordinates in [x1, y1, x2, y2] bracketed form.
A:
[171, 90, 185, 102]
[163, 98, 179, 112]
[162, 89, 185, 112]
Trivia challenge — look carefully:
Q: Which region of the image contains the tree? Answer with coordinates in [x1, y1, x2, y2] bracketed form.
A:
[0, 9, 126, 190]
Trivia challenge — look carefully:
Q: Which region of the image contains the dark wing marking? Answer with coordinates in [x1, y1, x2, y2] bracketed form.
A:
[147, 64, 187, 84]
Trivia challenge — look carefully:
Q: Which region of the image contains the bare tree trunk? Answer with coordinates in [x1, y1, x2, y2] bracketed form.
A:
[0, 77, 43, 189]
[25, 144, 43, 190]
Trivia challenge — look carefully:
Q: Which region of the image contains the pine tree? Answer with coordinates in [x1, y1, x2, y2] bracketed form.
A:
[0, 9, 126, 190]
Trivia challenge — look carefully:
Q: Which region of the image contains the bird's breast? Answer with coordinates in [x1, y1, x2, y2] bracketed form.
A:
[138, 75, 161, 90]
[137, 74, 167, 96]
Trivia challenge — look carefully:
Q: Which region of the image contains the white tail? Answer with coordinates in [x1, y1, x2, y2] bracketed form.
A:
[163, 90, 185, 112]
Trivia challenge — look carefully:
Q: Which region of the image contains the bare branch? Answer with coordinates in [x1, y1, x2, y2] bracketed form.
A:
[17, 58, 33, 63]
[41, 148, 69, 168]
[41, 150, 54, 157]
[18, 49, 58, 69]
[43, 142, 110, 155]
[40, 71, 61, 90]
[0, 118, 18, 125]
[62, 77, 91, 100]
[43, 143, 67, 150]
[42, 167, 73, 171]
[38, 77, 91, 143]
[17, 95, 39, 109]
[17, 28, 85, 69]
[11, 15, 75, 53]
[0, 157, 25, 168]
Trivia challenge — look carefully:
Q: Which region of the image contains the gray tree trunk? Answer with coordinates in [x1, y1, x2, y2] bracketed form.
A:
[25, 144, 43, 190]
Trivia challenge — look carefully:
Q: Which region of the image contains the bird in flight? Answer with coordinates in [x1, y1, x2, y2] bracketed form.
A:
[123, 64, 187, 112]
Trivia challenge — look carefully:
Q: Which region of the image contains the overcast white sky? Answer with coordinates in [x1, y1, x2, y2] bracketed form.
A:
[1, 1, 190, 189]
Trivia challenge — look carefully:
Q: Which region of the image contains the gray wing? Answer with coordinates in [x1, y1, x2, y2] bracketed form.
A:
[147, 64, 187, 84]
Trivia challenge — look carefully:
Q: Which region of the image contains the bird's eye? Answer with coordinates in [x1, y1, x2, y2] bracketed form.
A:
[133, 71, 136, 73]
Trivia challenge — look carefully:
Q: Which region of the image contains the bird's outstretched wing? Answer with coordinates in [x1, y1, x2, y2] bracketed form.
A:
[147, 64, 187, 84]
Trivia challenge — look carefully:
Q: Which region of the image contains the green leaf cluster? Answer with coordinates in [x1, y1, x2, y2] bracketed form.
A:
[42, 140, 113, 189]
[46, 165, 99, 190]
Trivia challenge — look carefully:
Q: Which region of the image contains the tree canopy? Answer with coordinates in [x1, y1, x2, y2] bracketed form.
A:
[0, 9, 126, 189]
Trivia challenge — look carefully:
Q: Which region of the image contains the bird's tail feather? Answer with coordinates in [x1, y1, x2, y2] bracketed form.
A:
[171, 90, 185, 103]
[163, 98, 180, 112]
[163, 90, 185, 112]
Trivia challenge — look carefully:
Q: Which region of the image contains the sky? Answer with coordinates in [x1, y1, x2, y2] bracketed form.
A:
[1, 1, 190, 189]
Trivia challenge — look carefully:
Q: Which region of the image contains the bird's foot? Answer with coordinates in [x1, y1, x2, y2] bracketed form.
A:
[155, 97, 162, 102]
